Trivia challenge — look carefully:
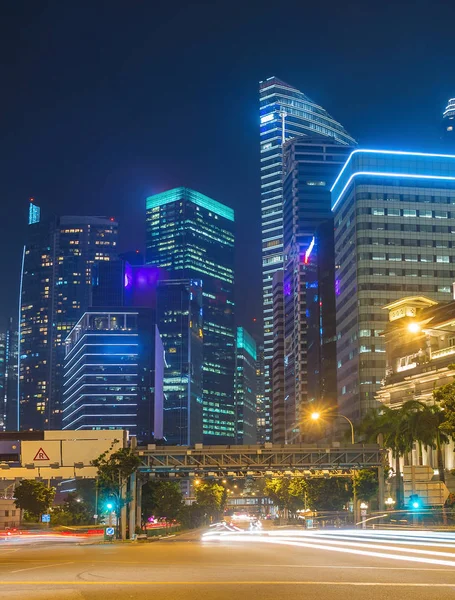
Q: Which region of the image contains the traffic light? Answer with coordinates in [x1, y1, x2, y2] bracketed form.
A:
[409, 494, 421, 509]
[106, 502, 113, 511]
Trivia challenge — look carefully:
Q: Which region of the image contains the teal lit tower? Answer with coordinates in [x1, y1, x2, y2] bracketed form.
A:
[235, 327, 257, 444]
[146, 187, 235, 443]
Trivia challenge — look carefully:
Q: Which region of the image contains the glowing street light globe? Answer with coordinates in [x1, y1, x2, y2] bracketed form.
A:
[311, 412, 321, 421]
[408, 322, 421, 334]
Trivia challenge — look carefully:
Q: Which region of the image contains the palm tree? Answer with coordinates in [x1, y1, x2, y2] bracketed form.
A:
[358, 401, 424, 509]
[414, 404, 450, 484]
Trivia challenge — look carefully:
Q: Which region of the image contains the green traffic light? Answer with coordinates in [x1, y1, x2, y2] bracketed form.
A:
[106, 503, 113, 510]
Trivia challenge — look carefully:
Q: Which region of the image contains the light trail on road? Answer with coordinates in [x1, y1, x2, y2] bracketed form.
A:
[202, 528, 455, 568]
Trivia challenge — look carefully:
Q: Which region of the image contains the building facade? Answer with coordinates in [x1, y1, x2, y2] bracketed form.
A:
[333, 149, 455, 423]
[275, 136, 354, 440]
[255, 344, 267, 444]
[259, 77, 356, 440]
[0, 320, 18, 431]
[19, 205, 118, 431]
[63, 309, 163, 442]
[271, 271, 286, 443]
[156, 279, 204, 445]
[146, 187, 235, 443]
[376, 295, 455, 472]
[234, 327, 257, 445]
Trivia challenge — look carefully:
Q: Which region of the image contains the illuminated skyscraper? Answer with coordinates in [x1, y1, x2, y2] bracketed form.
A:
[234, 327, 257, 444]
[0, 319, 18, 431]
[63, 309, 162, 443]
[156, 279, 204, 446]
[146, 188, 235, 443]
[275, 135, 354, 442]
[19, 202, 118, 431]
[259, 77, 356, 439]
[333, 149, 455, 423]
[443, 98, 455, 142]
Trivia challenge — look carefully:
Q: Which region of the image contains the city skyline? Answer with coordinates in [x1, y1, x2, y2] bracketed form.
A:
[1, 2, 454, 332]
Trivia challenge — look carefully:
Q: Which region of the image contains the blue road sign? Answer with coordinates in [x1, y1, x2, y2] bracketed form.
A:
[106, 527, 115, 536]
[41, 514, 50, 523]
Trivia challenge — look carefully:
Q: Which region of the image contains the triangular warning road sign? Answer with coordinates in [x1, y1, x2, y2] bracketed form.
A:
[33, 447, 50, 461]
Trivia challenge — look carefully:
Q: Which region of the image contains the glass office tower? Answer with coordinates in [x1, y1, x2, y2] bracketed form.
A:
[19, 203, 118, 431]
[146, 187, 235, 443]
[234, 327, 257, 445]
[259, 76, 356, 440]
[63, 309, 162, 442]
[0, 319, 18, 431]
[275, 136, 354, 442]
[332, 149, 455, 423]
[156, 279, 204, 445]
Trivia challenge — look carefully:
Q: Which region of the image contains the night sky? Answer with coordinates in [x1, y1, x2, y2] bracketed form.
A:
[1, 0, 454, 332]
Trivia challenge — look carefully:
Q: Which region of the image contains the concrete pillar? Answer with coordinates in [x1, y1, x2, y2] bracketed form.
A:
[136, 477, 142, 530]
[377, 434, 385, 511]
[120, 479, 127, 540]
[129, 471, 137, 539]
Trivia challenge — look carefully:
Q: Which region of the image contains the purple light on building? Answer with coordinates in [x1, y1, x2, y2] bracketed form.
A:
[335, 278, 341, 296]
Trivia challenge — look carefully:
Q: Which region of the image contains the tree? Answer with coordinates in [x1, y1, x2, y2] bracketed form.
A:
[264, 477, 306, 515]
[51, 492, 93, 527]
[91, 444, 141, 536]
[305, 478, 352, 511]
[353, 469, 379, 503]
[359, 401, 424, 508]
[178, 503, 206, 529]
[142, 480, 183, 524]
[194, 482, 227, 521]
[412, 403, 451, 484]
[14, 480, 55, 521]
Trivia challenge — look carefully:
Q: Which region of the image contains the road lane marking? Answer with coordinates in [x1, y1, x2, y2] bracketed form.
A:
[11, 561, 74, 573]
[1, 581, 455, 587]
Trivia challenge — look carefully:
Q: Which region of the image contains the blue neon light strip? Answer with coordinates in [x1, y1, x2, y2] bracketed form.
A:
[331, 148, 455, 194]
[332, 171, 455, 212]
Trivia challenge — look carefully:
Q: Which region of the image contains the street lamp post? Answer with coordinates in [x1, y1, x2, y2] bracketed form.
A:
[310, 411, 355, 445]
[310, 411, 358, 525]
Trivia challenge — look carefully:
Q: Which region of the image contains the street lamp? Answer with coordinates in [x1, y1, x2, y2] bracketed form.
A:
[310, 410, 357, 525]
[385, 497, 395, 509]
[310, 411, 355, 444]
[407, 322, 421, 334]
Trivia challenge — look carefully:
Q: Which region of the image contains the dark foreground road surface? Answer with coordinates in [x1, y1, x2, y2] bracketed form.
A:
[1, 528, 455, 599]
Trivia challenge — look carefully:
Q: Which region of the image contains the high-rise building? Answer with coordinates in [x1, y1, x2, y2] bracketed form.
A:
[255, 344, 267, 444]
[333, 149, 455, 423]
[0, 320, 18, 431]
[259, 77, 356, 440]
[146, 187, 235, 443]
[156, 279, 204, 445]
[234, 327, 257, 444]
[273, 136, 354, 441]
[92, 255, 204, 446]
[19, 203, 118, 431]
[271, 271, 286, 443]
[63, 309, 163, 442]
[443, 98, 455, 143]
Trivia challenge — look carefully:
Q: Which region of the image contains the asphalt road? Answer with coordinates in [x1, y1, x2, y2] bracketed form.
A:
[1, 528, 455, 599]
